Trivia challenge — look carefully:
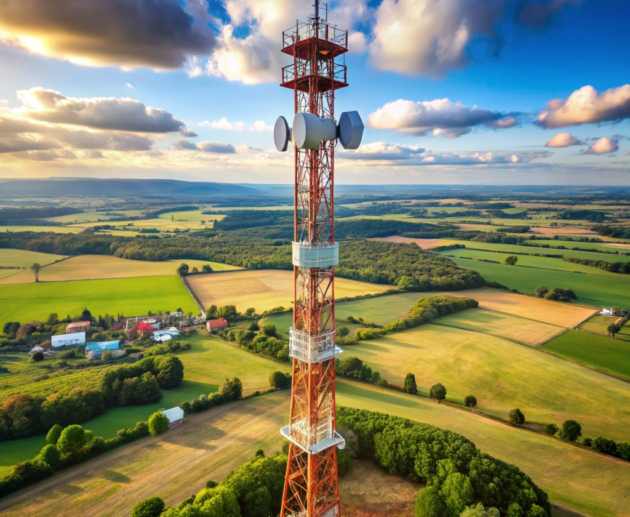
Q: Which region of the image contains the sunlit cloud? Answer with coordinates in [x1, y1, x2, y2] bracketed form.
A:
[545, 132, 583, 147]
[584, 137, 619, 155]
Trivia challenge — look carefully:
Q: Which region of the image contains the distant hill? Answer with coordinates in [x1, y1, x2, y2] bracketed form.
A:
[0, 179, 266, 198]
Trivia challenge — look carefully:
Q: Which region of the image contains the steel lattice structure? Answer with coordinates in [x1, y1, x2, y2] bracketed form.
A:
[279, 2, 349, 517]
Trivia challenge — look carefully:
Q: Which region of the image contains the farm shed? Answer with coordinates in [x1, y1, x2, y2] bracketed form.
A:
[86, 340, 120, 358]
[207, 318, 228, 333]
[161, 407, 185, 428]
[52, 331, 86, 349]
[137, 322, 158, 332]
[66, 321, 90, 334]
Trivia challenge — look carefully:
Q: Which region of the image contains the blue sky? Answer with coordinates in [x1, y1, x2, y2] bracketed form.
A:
[0, 0, 629, 185]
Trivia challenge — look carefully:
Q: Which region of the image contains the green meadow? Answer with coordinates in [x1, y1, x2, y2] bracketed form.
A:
[342, 324, 630, 442]
[450, 257, 630, 308]
[0, 275, 198, 326]
[543, 329, 630, 380]
[0, 249, 66, 268]
[579, 314, 630, 341]
[337, 380, 630, 517]
[334, 293, 420, 325]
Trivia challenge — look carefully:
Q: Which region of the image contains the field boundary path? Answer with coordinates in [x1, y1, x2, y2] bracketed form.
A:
[181, 274, 206, 313]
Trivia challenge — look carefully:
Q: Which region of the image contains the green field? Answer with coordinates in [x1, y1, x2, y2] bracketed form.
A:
[543, 329, 630, 380]
[0, 249, 66, 268]
[337, 380, 630, 517]
[334, 293, 420, 325]
[437, 239, 630, 263]
[442, 248, 621, 276]
[530, 239, 630, 253]
[451, 257, 630, 308]
[0, 334, 284, 474]
[579, 314, 630, 341]
[343, 324, 630, 442]
[262, 311, 366, 339]
[0, 275, 198, 326]
[435, 307, 563, 346]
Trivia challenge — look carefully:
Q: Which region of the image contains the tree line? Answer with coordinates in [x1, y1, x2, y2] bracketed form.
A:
[593, 224, 630, 240]
[564, 257, 630, 274]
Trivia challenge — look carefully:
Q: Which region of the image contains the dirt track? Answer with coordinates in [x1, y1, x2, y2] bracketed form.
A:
[0, 391, 289, 517]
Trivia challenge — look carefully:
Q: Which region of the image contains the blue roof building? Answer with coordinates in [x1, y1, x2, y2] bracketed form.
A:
[86, 340, 120, 351]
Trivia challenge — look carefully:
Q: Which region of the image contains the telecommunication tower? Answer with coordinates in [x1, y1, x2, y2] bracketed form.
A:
[273, 1, 364, 516]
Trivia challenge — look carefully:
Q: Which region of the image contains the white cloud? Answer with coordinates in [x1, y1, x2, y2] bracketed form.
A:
[200, 117, 246, 131]
[250, 120, 272, 132]
[368, 98, 517, 137]
[584, 137, 619, 155]
[339, 142, 426, 160]
[0, 100, 8, 104]
[545, 132, 583, 147]
[537, 85, 630, 129]
[16, 87, 194, 135]
[348, 32, 368, 54]
[174, 139, 236, 154]
[125, 83, 134, 89]
[368, 0, 505, 77]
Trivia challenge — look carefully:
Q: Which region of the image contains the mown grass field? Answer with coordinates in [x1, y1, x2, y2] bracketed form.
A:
[0, 226, 80, 234]
[188, 270, 391, 313]
[344, 324, 630, 442]
[0, 249, 66, 268]
[0, 255, 240, 284]
[0, 392, 290, 517]
[442, 248, 622, 276]
[70, 215, 223, 233]
[435, 307, 563, 346]
[451, 257, 630, 308]
[262, 311, 366, 339]
[579, 314, 630, 341]
[0, 275, 198, 327]
[336, 380, 630, 517]
[543, 330, 630, 380]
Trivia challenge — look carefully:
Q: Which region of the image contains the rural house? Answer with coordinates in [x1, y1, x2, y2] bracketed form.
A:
[52, 332, 86, 349]
[161, 407, 185, 428]
[66, 321, 90, 334]
[207, 318, 228, 333]
[86, 340, 120, 359]
[137, 321, 158, 332]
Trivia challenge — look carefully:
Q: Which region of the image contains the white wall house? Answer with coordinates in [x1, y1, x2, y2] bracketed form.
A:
[52, 332, 86, 348]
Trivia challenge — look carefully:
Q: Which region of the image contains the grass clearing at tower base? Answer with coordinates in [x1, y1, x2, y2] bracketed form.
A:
[0, 392, 290, 517]
[450, 257, 630, 308]
[0, 255, 239, 284]
[336, 380, 630, 517]
[0, 275, 197, 327]
[187, 269, 390, 313]
[435, 307, 563, 346]
[542, 330, 630, 380]
[343, 324, 630, 442]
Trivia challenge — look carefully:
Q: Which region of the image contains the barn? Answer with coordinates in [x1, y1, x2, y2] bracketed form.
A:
[207, 318, 228, 333]
[161, 407, 185, 428]
[52, 332, 86, 349]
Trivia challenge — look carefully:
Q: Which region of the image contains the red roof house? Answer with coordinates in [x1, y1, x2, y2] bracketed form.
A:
[207, 318, 228, 333]
[137, 322, 158, 332]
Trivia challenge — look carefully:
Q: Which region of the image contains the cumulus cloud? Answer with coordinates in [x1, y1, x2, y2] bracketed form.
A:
[15, 88, 194, 135]
[368, 0, 505, 77]
[174, 139, 236, 154]
[545, 132, 583, 147]
[368, 98, 517, 137]
[584, 137, 619, 155]
[339, 142, 426, 160]
[537, 85, 630, 129]
[516, 0, 584, 29]
[200, 117, 246, 131]
[250, 121, 273, 132]
[0, 0, 217, 69]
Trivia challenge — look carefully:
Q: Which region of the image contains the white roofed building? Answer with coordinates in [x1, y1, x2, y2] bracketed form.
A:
[161, 407, 185, 428]
[52, 332, 86, 349]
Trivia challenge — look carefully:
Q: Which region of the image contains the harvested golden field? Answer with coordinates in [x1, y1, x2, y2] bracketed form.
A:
[371, 235, 455, 249]
[443, 288, 595, 328]
[435, 307, 564, 346]
[0, 255, 240, 284]
[530, 226, 596, 235]
[188, 269, 390, 312]
[0, 392, 290, 517]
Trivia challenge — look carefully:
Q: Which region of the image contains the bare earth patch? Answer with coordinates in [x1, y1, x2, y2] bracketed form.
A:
[603, 242, 630, 250]
[188, 269, 390, 313]
[340, 459, 418, 517]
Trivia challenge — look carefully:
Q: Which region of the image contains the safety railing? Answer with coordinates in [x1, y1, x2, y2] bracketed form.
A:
[283, 21, 347, 49]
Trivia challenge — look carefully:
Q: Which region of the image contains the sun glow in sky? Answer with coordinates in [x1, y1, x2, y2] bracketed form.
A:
[0, 0, 629, 185]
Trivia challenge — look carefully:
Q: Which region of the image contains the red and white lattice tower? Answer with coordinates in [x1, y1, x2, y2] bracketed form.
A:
[273, 2, 363, 516]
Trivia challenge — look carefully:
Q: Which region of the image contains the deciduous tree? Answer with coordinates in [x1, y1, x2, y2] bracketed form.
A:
[148, 412, 169, 437]
[404, 373, 418, 395]
[430, 383, 447, 403]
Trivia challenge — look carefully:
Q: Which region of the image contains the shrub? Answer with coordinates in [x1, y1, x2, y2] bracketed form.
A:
[46, 424, 63, 445]
[430, 383, 447, 403]
[504, 256, 518, 266]
[269, 371, 291, 390]
[220, 377, 243, 401]
[461, 504, 500, 517]
[57, 425, 85, 455]
[337, 447, 354, 477]
[261, 323, 276, 337]
[542, 423, 559, 436]
[37, 444, 60, 466]
[377, 378, 389, 388]
[464, 395, 477, 408]
[206, 480, 218, 489]
[148, 412, 169, 437]
[591, 437, 618, 457]
[131, 496, 165, 517]
[617, 442, 630, 461]
[403, 373, 418, 395]
[559, 420, 581, 442]
[31, 351, 45, 362]
[338, 326, 350, 338]
[508, 408, 525, 426]
[535, 286, 548, 298]
[337, 357, 373, 382]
